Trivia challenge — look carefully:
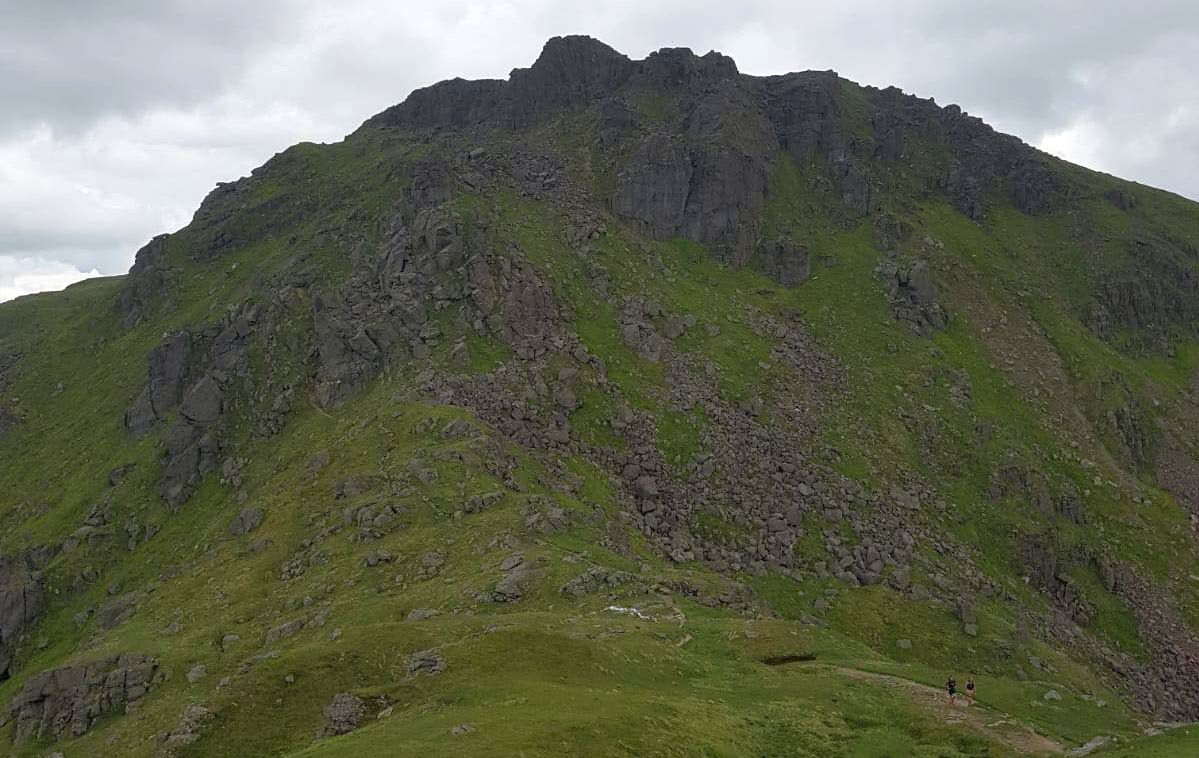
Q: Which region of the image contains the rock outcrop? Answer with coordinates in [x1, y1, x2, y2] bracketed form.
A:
[4, 654, 158, 744]
[368, 36, 637, 130]
[756, 237, 810, 287]
[365, 36, 1063, 262]
[124, 331, 192, 439]
[885, 259, 947, 335]
[119, 235, 173, 328]
[322, 692, 366, 736]
[156, 703, 213, 756]
[0, 548, 53, 681]
[1087, 235, 1199, 344]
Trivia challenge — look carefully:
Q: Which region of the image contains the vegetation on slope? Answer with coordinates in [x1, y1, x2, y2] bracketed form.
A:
[1, 36, 1198, 757]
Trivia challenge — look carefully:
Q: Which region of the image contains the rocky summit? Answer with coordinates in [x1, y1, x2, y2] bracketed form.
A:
[1, 35, 1199, 756]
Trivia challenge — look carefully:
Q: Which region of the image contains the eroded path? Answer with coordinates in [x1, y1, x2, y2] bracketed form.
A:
[830, 665, 1065, 755]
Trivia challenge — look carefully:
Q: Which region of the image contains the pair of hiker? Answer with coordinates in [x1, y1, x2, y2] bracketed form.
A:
[945, 676, 975, 705]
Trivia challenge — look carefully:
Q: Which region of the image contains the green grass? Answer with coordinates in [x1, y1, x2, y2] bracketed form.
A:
[1106, 727, 1199, 757]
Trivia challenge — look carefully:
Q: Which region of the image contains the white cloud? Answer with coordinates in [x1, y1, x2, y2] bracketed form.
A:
[1038, 118, 1107, 174]
[0, 256, 100, 302]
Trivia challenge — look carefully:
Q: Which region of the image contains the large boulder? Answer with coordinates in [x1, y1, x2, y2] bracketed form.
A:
[228, 507, 265, 537]
[407, 649, 447, 677]
[323, 692, 366, 736]
[179, 374, 223, 425]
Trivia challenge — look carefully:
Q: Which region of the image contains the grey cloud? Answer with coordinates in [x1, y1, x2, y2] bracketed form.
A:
[0, 0, 298, 136]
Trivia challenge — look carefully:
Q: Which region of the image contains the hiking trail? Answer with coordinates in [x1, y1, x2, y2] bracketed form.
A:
[830, 665, 1064, 754]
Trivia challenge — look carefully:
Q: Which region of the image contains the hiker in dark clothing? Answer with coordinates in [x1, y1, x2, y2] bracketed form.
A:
[965, 677, 976, 705]
[946, 676, 957, 704]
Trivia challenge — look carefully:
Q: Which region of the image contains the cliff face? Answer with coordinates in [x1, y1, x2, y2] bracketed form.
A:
[1, 35, 1198, 756]
[365, 36, 1070, 269]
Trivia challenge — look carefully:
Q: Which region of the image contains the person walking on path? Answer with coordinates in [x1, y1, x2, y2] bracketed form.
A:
[946, 676, 957, 704]
[965, 677, 976, 705]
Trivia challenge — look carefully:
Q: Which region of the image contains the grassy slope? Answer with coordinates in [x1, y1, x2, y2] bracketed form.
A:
[0, 286, 1035, 757]
[0, 99, 1197, 756]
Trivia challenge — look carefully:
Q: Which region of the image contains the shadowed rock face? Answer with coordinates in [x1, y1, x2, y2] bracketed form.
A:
[507, 36, 638, 124]
[363, 35, 1061, 269]
[124, 330, 191, 439]
[112, 37, 1069, 337]
[756, 238, 810, 287]
[119, 235, 172, 328]
[1088, 235, 1199, 343]
[376, 77, 507, 131]
[371, 37, 746, 133]
[0, 549, 53, 681]
[762, 71, 844, 159]
[369, 36, 635, 130]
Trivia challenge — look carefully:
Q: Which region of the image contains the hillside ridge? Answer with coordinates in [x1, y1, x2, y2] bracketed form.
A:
[0, 34, 1198, 757]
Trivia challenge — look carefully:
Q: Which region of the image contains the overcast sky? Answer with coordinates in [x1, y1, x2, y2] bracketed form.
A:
[2, 0, 1197, 301]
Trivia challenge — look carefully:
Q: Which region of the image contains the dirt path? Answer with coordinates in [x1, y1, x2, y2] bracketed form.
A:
[832, 665, 1064, 755]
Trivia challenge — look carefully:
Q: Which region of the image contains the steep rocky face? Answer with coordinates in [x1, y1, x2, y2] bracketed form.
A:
[124, 331, 191, 439]
[119, 144, 572, 510]
[760, 71, 842, 155]
[123, 314, 246, 508]
[610, 133, 771, 264]
[363, 36, 1066, 277]
[1088, 234, 1199, 344]
[506, 35, 637, 123]
[0, 548, 52, 681]
[119, 235, 172, 329]
[369, 36, 632, 130]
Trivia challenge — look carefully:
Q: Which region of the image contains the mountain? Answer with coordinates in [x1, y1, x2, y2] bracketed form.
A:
[1, 35, 1198, 756]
